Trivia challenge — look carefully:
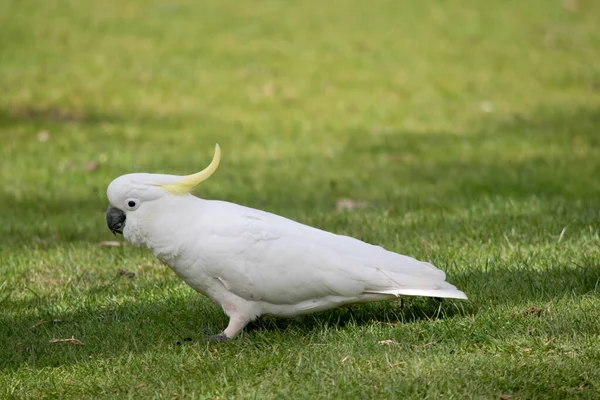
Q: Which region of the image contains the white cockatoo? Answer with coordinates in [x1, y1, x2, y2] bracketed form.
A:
[106, 145, 467, 341]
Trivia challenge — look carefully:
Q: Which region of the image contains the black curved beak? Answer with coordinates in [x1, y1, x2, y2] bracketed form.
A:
[106, 205, 126, 235]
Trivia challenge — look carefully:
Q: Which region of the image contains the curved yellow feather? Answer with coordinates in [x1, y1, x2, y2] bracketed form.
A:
[160, 144, 221, 195]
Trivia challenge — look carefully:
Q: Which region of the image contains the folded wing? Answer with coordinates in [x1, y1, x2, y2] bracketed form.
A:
[204, 201, 467, 305]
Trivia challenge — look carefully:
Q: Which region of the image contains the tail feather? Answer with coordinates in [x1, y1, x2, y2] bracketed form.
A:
[365, 287, 468, 300]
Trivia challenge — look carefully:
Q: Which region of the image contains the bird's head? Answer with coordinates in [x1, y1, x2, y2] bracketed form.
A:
[105, 144, 221, 236]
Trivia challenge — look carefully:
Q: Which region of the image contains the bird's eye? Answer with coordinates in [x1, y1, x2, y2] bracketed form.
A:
[124, 198, 140, 211]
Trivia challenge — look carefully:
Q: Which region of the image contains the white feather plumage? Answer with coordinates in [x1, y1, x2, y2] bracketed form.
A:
[106, 153, 467, 340]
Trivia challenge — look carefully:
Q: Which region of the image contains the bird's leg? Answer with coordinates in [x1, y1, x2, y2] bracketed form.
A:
[205, 314, 251, 342]
[207, 292, 259, 341]
[225, 313, 252, 338]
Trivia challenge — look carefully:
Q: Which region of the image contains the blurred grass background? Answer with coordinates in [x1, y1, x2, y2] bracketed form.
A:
[1, 0, 600, 398]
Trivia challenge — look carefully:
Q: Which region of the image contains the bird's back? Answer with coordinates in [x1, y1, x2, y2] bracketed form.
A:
[190, 200, 467, 306]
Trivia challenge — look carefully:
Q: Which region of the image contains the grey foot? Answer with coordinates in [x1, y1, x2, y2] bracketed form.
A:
[206, 333, 230, 342]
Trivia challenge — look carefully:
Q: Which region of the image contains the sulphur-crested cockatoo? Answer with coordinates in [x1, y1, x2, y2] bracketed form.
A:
[106, 145, 467, 341]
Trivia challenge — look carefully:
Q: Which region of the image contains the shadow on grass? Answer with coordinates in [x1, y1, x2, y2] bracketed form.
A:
[1, 192, 596, 251]
[0, 195, 109, 246]
[452, 257, 600, 304]
[1, 105, 600, 370]
[1, 257, 599, 371]
[0, 105, 215, 130]
[2, 104, 599, 248]
[0, 106, 118, 127]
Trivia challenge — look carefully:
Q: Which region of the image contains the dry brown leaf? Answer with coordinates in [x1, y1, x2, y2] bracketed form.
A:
[480, 101, 494, 113]
[117, 269, 135, 278]
[521, 306, 545, 317]
[100, 241, 124, 247]
[563, 0, 578, 12]
[49, 336, 84, 346]
[500, 394, 512, 400]
[541, 337, 555, 347]
[37, 131, 50, 142]
[84, 161, 99, 172]
[377, 339, 400, 346]
[32, 236, 48, 244]
[261, 82, 276, 96]
[31, 320, 45, 328]
[336, 198, 368, 212]
[31, 319, 64, 329]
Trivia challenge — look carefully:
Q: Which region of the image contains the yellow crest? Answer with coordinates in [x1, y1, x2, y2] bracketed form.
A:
[160, 144, 221, 195]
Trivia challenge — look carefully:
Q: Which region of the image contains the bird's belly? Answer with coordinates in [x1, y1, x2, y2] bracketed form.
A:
[161, 257, 214, 296]
[169, 268, 212, 295]
[258, 293, 396, 318]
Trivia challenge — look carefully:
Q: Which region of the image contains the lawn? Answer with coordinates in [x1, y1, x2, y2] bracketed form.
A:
[1, 0, 600, 398]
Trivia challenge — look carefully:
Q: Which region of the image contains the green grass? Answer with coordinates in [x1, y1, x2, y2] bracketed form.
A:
[2, 0, 600, 398]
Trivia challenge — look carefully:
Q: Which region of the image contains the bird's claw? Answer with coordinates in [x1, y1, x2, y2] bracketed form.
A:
[206, 333, 230, 342]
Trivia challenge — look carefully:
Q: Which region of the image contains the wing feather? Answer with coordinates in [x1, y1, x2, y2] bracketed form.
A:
[202, 201, 467, 304]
